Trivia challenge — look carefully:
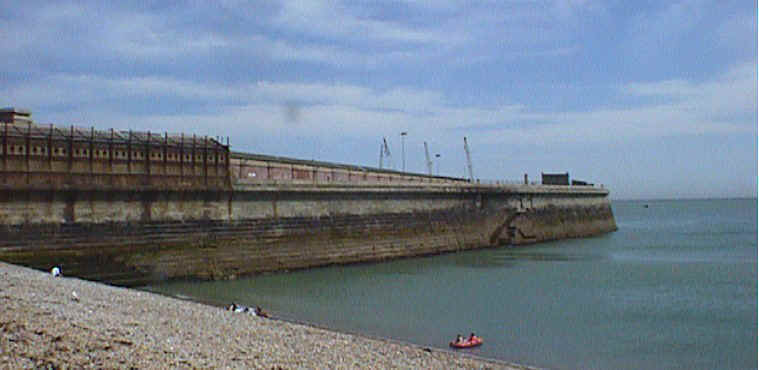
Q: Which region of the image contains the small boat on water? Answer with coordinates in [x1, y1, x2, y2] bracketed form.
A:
[450, 336, 483, 349]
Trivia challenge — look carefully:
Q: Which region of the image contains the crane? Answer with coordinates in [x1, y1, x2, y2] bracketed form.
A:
[424, 142, 433, 175]
[378, 142, 384, 169]
[464, 137, 474, 182]
[379, 137, 393, 169]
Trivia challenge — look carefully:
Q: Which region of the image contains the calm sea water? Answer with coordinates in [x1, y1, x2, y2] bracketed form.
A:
[145, 199, 758, 369]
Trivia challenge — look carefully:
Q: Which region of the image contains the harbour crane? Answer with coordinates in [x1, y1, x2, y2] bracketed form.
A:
[424, 142, 433, 175]
[379, 137, 393, 169]
[464, 137, 474, 182]
[379, 142, 384, 169]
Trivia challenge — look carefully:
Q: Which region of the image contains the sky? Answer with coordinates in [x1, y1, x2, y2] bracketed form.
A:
[1, 0, 756, 200]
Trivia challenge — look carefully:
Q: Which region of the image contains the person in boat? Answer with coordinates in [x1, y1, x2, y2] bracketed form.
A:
[468, 332, 477, 341]
[455, 334, 464, 344]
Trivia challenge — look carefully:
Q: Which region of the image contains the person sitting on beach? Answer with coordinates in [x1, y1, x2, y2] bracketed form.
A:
[229, 303, 265, 317]
[228, 303, 248, 313]
[254, 306, 269, 318]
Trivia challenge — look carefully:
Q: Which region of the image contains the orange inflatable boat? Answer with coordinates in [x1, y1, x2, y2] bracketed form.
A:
[449, 336, 483, 348]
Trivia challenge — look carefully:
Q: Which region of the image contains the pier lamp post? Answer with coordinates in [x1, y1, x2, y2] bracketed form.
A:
[435, 153, 440, 175]
[400, 131, 407, 172]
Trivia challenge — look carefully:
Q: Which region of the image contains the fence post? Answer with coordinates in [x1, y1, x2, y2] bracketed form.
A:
[146, 131, 151, 187]
[109, 128, 114, 187]
[203, 136, 208, 186]
[213, 137, 219, 179]
[180, 133, 184, 182]
[127, 129, 132, 175]
[67, 125, 74, 184]
[89, 126, 94, 175]
[163, 132, 168, 182]
[2, 123, 6, 182]
[192, 134, 196, 185]
[25, 122, 30, 184]
[48, 124, 53, 173]
[225, 136, 231, 187]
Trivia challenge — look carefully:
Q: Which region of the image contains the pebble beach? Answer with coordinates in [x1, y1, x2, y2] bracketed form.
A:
[0, 262, 528, 369]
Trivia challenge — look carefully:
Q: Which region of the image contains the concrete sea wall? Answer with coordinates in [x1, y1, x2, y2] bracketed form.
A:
[0, 183, 615, 286]
[0, 122, 616, 286]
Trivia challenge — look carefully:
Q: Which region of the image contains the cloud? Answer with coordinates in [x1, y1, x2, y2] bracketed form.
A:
[248, 35, 364, 65]
[5, 58, 754, 149]
[0, 0, 616, 78]
[272, 1, 457, 45]
[1, 75, 234, 109]
[624, 61, 757, 124]
[474, 61, 756, 146]
[549, 0, 603, 19]
[715, 11, 756, 51]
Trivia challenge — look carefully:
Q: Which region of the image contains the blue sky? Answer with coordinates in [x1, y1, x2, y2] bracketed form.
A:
[1, 0, 756, 199]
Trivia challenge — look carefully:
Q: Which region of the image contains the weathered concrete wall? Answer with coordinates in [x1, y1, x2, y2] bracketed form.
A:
[0, 183, 615, 286]
[0, 121, 617, 286]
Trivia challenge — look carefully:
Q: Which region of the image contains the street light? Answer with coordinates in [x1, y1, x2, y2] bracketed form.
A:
[400, 131, 408, 172]
[435, 153, 441, 175]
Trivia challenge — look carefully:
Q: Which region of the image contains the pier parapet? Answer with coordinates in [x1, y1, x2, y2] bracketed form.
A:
[0, 121, 229, 191]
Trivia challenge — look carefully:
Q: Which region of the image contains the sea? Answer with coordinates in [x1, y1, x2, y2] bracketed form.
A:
[144, 199, 758, 369]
